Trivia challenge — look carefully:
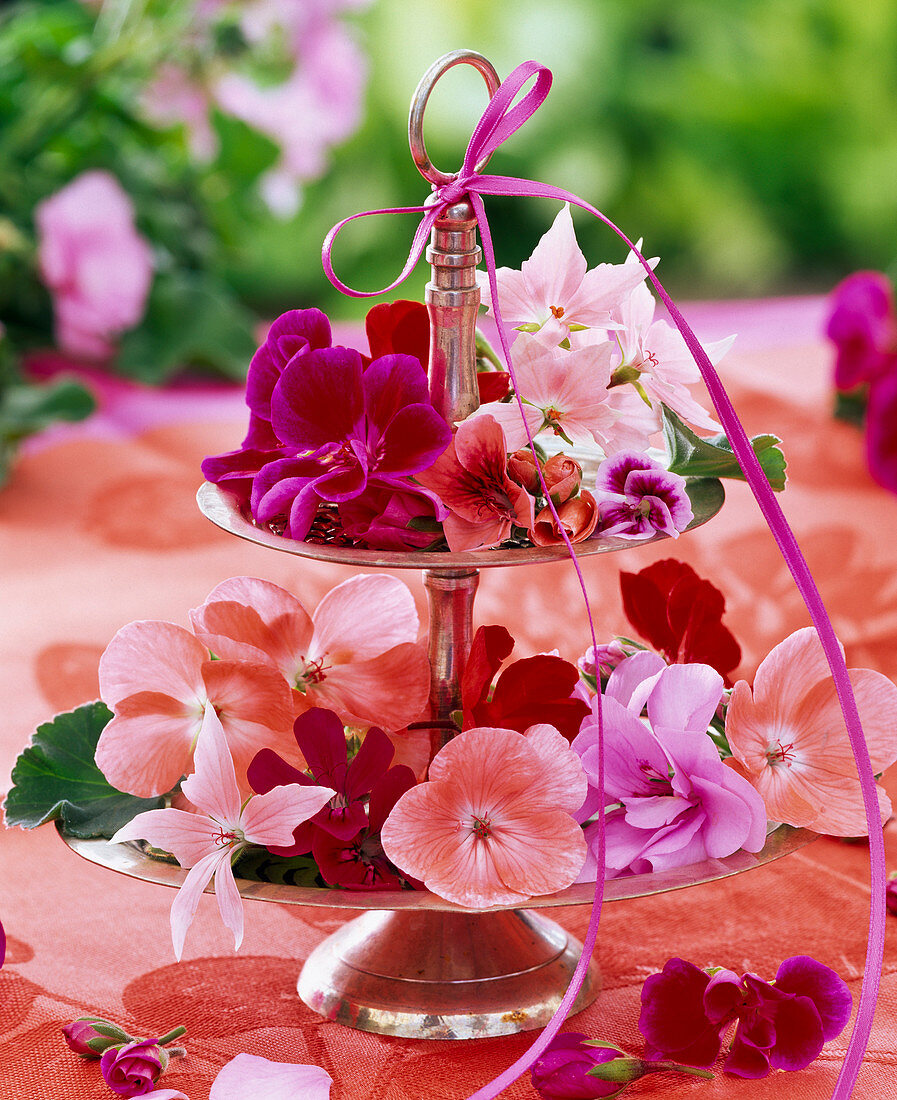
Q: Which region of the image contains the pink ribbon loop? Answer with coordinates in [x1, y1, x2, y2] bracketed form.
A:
[322, 60, 883, 1100]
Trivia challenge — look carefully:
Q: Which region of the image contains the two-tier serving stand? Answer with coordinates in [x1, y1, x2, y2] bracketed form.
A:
[64, 50, 810, 1042]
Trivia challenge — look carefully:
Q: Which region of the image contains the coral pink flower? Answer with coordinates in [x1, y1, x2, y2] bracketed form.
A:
[380, 725, 588, 907]
[111, 707, 334, 959]
[415, 415, 534, 551]
[725, 627, 897, 834]
[36, 171, 153, 359]
[190, 574, 429, 731]
[96, 620, 297, 798]
[476, 203, 648, 346]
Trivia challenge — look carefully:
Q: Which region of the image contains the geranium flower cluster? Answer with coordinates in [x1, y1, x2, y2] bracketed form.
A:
[77, 562, 897, 955]
[203, 208, 736, 553]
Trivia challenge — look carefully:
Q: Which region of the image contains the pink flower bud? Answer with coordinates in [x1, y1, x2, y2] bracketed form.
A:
[100, 1038, 169, 1096]
[508, 447, 541, 494]
[542, 453, 582, 504]
[62, 1017, 131, 1057]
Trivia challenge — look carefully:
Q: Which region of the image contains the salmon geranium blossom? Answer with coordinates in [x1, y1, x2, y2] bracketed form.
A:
[725, 626, 897, 835]
[190, 574, 429, 732]
[96, 620, 297, 798]
[380, 724, 588, 907]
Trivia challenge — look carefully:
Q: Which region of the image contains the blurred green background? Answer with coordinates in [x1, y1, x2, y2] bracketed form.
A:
[262, 0, 897, 316]
[4, 0, 897, 329]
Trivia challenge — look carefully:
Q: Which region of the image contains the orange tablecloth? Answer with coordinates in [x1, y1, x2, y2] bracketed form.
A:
[2, 297, 897, 1099]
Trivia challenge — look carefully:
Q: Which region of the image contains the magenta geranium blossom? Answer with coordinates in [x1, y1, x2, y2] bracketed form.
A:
[247, 707, 405, 857]
[250, 347, 451, 540]
[826, 271, 897, 391]
[592, 451, 693, 541]
[639, 955, 852, 1078]
[338, 477, 448, 550]
[573, 656, 767, 878]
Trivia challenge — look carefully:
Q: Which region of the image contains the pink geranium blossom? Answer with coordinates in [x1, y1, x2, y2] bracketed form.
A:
[210, 1053, 332, 1100]
[598, 267, 732, 432]
[35, 171, 153, 359]
[415, 415, 534, 551]
[190, 574, 429, 731]
[111, 707, 334, 958]
[381, 724, 588, 907]
[725, 626, 897, 834]
[463, 339, 618, 452]
[573, 656, 767, 878]
[477, 204, 648, 346]
[96, 619, 297, 798]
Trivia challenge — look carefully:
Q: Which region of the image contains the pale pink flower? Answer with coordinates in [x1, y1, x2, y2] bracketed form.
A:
[111, 707, 334, 959]
[477, 203, 649, 346]
[463, 339, 618, 451]
[600, 264, 733, 431]
[96, 620, 297, 798]
[725, 627, 897, 835]
[380, 725, 588, 907]
[35, 171, 153, 359]
[141, 64, 217, 160]
[210, 1053, 332, 1100]
[190, 574, 429, 731]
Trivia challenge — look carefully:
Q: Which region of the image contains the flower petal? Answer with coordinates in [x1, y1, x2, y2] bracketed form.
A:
[241, 783, 337, 848]
[99, 620, 206, 708]
[310, 573, 420, 663]
[110, 807, 218, 868]
[181, 705, 243, 822]
[310, 643, 430, 731]
[213, 846, 245, 951]
[169, 848, 229, 960]
[94, 703, 199, 798]
[209, 1053, 332, 1100]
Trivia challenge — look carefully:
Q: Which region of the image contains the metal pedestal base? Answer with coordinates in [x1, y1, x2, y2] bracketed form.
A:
[297, 907, 600, 1039]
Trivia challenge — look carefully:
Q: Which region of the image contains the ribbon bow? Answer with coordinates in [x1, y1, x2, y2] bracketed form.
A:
[323, 61, 883, 1100]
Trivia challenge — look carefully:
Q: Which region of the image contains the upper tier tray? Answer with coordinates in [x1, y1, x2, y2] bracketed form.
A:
[196, 477, 725, 570]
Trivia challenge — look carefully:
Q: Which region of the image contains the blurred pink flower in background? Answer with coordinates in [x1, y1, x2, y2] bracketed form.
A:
[35, 170, 153, 359]
[141, 0, 370, 216]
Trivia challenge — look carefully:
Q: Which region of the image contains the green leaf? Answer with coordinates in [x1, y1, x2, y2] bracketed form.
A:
[209, 109, 280, 188]
[115, 271, 258, 383]
[231, 847, 322, 887]
[3, 701, 164, 838]
[661, 405, 787, 491]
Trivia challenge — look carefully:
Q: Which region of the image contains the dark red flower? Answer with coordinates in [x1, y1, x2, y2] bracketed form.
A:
[313, 763, 417, 890]
[460, 625, 590, 742]
[477, 370, 511, 404]
[365, 299, 430, 368]
[639, 955, 852, 1079]
[247, 707, 400, 856]
[619, 559, 741, 683]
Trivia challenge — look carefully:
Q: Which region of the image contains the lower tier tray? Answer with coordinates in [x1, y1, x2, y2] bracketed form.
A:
[60, 824, 814, 1039]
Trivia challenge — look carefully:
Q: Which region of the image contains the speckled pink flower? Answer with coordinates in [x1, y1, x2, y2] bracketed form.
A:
[381, 724, 588, 907]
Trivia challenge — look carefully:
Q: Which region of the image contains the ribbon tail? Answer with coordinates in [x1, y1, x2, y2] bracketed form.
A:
[465, 190, 607, 1100]
[474, 172, 883, 1100]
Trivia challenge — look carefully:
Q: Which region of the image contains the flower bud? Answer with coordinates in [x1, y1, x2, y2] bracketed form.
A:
[578, 639, 644, 680]
[530, 491, 599, 546]
[542, 453, 582, 504]
[508, 447, 541, 494]
[62, 1017, 132, 1057]
[100, 1038, 170, 1096]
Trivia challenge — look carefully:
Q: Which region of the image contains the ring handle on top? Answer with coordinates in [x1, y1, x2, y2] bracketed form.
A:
[408, 50, 501, 186]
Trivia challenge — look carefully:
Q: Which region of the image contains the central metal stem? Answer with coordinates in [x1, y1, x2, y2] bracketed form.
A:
[424, 568, 479, 752]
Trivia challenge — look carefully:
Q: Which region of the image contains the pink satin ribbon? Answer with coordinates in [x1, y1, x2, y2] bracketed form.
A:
[323, 59, 885, 1100]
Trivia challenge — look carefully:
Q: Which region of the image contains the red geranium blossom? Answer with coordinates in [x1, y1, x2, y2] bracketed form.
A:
[365, 299, 429, 367]
[619, 559, 741, 683]
[461, 625, 590, 743]
[639, 955, 852, 1078]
